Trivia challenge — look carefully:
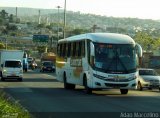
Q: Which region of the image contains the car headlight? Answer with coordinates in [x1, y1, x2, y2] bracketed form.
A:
[3, 69, 7, 72]
[3, 69, 7, 74]
[142, 78, 149, 82]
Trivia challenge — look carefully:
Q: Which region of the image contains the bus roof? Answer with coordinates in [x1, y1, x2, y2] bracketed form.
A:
[58, 33, 135, 44]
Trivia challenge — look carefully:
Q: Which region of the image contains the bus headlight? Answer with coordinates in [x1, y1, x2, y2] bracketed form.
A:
[128, 75, 137, 81]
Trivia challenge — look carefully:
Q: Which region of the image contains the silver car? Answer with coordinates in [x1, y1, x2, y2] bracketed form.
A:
[137, 68, 160, 91]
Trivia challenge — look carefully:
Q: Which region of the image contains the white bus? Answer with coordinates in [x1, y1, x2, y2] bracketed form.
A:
[56, 33, 142, 94]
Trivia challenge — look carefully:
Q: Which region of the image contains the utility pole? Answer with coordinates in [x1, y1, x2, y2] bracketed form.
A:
[38, 10, 41, 24]
[16, 7, 17, 22]
[5, 38, 7, 50]
[56, 6, 61, 41]
[63, 0, 66, 39]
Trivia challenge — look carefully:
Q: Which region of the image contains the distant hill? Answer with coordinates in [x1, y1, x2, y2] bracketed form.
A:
[1, 7, 160, 35]
[0, 7, 59, 16]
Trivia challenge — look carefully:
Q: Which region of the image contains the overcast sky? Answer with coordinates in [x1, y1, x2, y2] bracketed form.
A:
[0, 0, 160, 20]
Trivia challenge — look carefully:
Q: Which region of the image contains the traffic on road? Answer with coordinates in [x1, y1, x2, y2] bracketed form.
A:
[0, 33, 160, 118]
[0, 68, 160, 118]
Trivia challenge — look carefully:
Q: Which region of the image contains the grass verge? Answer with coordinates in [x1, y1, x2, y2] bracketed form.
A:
[0, 90, 31, 118]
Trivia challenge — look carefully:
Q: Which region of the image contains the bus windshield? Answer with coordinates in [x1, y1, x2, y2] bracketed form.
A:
[94, 43, 136, 74]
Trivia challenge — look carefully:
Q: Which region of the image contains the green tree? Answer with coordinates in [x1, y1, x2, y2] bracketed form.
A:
[9, 14, 14, 23]
[69, 28, 90, 36]
[152, 38, 160, 50]
[37, 46, 46, 54]
[25, 50, 32, 57]
[2, 29, 8, 35]
[0, 18, 3, 25]
[0, 43, 5, 49]
[26, 22, 32, 26]
[37, 23, 46, 28]
[0, 10, 8, 19]
[6, 24, 17, 31]
[46, 25, 52, 30]
[134, 32, 153, 51]
[10, 32, 17, 36]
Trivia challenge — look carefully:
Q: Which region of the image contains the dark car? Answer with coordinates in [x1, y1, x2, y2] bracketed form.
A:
[40, 61, 55, 72]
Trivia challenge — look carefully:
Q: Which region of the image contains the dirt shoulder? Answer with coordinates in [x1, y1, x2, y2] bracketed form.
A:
[0, 89, 31, 118]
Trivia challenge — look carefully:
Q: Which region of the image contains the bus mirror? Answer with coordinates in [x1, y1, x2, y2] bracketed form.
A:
[90, 42, 95, 56]
[90, 56, 95, 67]
[90, 42, 95, 67]
[135, 43, 143, 66]
[135, 43, 142, 58]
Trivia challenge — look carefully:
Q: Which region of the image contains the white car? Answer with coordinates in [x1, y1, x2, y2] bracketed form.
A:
[137, 68, 160, 91]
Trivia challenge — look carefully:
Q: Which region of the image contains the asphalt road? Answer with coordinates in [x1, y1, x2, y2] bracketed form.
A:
[0, 69, 160, 118]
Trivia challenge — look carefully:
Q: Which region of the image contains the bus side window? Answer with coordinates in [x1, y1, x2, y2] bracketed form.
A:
[61, 44, 64, 57]
[76, 42, 80, 57]
[57, 44, 60, 56]
[78, 42, 82, 57]
[67, 43, 71, 57]
[71, 43, 74, 57]
[60, 44, 63, 57]
[81, 41, 85, 57]
[87, 40, 90, 64]
[72, 42, 76, 57]
[62, 43, 66, 57]
[65, 43, 68, 57]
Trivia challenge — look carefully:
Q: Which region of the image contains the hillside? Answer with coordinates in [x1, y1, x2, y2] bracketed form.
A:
[1, 7, 160, 33]
[0, 7, 58, 16]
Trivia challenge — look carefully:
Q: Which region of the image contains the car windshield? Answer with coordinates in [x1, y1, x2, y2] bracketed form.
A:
[94, 43, 136, 74]
[139, 69, 158, 76]
[5, 61, 22, 68]
[28, 57, 33, 63]
[43, 62, 53, 66]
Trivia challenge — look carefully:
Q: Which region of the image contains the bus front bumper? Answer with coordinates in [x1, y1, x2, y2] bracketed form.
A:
[91, 75, 137, 89]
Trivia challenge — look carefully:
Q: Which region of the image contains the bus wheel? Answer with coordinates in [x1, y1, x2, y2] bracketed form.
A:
[148, 87, 152, 90]
[1, 77, 5, 81]
[63, 73, 75, 89]
[69, 84, 75, 89]
[84, 78, 92, 94]
[25, 69, 28, 72]
[137, 82, 143, 91]
[0, 72, 2, 77]
[120, 89, 128, 94]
